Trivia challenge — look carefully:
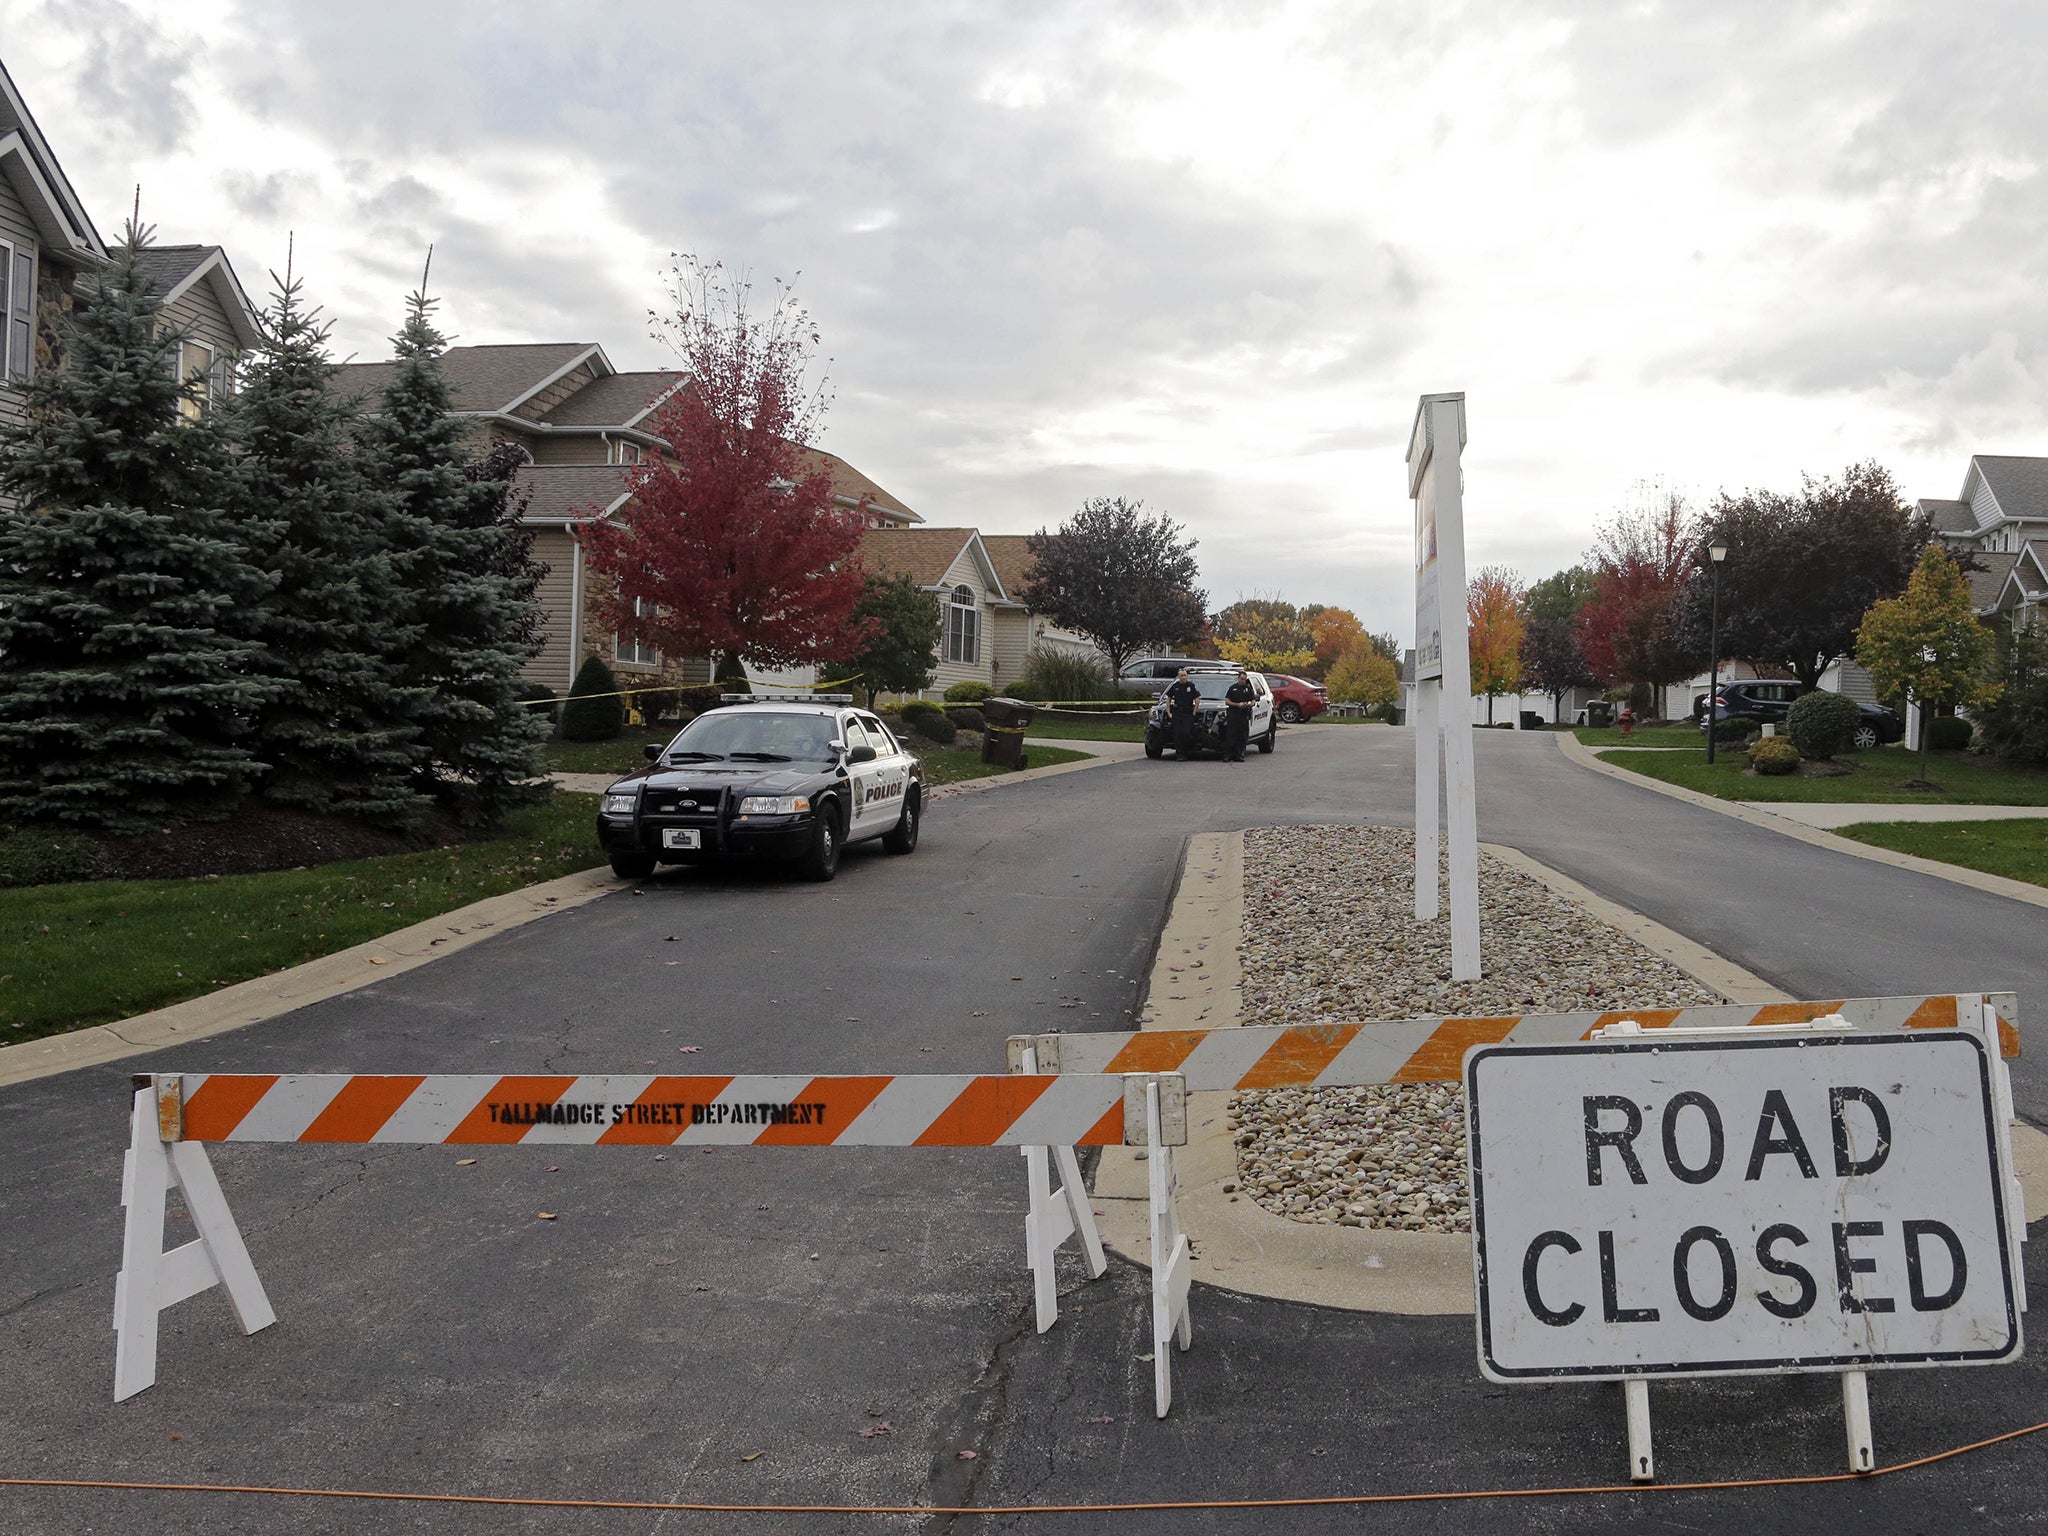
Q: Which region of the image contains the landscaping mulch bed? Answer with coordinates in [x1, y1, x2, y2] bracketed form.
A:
[1229, 824, 1719, 1234]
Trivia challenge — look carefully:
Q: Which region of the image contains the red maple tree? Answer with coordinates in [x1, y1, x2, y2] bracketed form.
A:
[577, 259, 873, 671]
[1575, 486, 1700, 695]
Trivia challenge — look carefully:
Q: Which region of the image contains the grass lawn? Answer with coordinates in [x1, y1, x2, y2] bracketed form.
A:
[1598, 745, 2048, 805]
[1017, 714, 1150, 743]
[920, 743, 1091, 783]
[1, 793, 605, 1043]
[1572, 724, 1699, 749]
[1835, 819, 2048, 889]
[543, 727, 674, 776]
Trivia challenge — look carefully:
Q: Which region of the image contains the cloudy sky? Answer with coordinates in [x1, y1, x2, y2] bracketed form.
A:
[10, 1, 2046, 640]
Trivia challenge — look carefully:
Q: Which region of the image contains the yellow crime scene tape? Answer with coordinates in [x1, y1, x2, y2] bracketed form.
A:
[515, 676, 866, 708]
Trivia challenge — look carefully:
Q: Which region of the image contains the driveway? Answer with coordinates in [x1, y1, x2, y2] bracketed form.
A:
[3, 726, 2043, 1533]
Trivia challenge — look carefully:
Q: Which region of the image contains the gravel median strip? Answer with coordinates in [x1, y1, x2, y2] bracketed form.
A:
[1230, 825, 1721, 1234]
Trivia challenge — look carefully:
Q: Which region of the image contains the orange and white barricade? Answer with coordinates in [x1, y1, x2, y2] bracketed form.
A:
[112, 1069, 1182, 1402]
[1006, 992, 2022, 1412]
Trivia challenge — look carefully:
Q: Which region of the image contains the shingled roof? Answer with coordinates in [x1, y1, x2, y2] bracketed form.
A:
[333, 342, 594, 414]
[540, 370, 682, 428]
[510, 464, 633, 523]
[1974, 456, 2048, 522]
[858, 527, 979, 586]
[977, 535, 1038, 602]
[1919, 498, 1978, 536]
[793, 444, 920, 523]
[1966, 550, 2020, 613]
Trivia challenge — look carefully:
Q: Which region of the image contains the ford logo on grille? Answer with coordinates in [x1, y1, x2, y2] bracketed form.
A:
[678, 800, 697, 810]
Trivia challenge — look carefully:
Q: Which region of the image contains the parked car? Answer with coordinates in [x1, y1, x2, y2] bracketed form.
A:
[595, 696, 923, 883]
[1115, 655, 1210, 692]
[1143, 669, 1276, 758]
[1260, 674, 1328, 724]
[1700, 682, 1905, 749]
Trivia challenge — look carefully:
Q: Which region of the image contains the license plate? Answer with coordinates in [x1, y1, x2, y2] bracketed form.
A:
[661, 828, 702, 850]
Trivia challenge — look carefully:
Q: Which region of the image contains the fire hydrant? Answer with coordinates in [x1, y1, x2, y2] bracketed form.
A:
[1618, 704, 1635, 736]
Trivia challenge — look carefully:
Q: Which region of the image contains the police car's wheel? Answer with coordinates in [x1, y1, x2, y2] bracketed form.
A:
[1257, 725, 1276, 754]
[1144, 732, 1164, 759]
[800, 803, 842, 882]
[610, 852, 657, 880]
[883, 788, 920, 854]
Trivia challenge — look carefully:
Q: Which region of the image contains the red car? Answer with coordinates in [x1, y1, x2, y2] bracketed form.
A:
[1260, 674, 1328, 724]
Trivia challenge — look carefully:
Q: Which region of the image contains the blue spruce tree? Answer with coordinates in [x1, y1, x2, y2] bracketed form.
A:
[359, 284, 550, 826]
[228, 262, 429, 828]
[0, 226, 273, 831]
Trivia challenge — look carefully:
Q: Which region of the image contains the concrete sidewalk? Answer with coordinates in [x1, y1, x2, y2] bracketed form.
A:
[1741, 801, 2048, 828]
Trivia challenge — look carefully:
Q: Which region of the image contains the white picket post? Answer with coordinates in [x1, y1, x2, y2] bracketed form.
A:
[1960, 995, 2028, 1312]
[1843, 1370, 1874, 1473]
[1146, 1078, 1193, 1419]
[1623, 1378, 1654, 1482]
[1018, 1045, 1107, 1335]
[112, 1082, 274, 1402]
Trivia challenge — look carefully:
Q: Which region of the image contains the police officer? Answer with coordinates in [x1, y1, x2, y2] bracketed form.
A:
[1222, 667, 1257, 761]
[1164, 668, 1202, 759]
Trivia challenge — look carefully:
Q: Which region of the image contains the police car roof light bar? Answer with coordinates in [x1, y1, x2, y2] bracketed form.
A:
[723, 692, 854, 704]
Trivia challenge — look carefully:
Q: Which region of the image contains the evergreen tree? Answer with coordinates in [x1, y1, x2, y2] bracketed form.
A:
[0, 227, 273, 831]
[228, 263, 429, 827]
[358, 285, 550, 826]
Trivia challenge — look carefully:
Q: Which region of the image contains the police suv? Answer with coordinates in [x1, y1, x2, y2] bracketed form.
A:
[1142, 668, 1276, 759]
[595, 695, 924, 883]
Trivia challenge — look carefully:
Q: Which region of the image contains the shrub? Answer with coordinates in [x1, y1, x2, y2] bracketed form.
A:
[1020, 647, 1111, 702]
[511, 679, 559, 729]
[912, 710, 958, 745]
[1976, 627, 2048, 763]
[1712, 714, 1756, 743]
[901, 699, 946, 727]
[1002, 681, 1045, 701]
[1785, 690, 1862, 760]
[1926, 715, 1972, 751]
[946, 706, 987, 733]
[560, 656, 624, 742]
[1747, 736, 1801, 776]
[944, 681, 992, 704]
[0, 825, 105, 887]
[631, 685, 684, 722]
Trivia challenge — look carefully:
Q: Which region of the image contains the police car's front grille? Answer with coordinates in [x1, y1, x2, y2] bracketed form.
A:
[641, 788, 723, 820]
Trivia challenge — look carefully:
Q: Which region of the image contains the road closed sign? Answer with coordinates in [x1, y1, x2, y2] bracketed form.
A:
[1465, 1032, 2021, 1382]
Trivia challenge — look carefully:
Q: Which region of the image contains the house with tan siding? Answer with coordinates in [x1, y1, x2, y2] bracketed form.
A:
[334, 341, 926, 692]
[978, 534, 1104, 687]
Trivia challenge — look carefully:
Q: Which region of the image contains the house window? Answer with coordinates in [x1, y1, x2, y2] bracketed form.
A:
[608, 439, 642, 465]
[171, 338, 217, 422]
[0, 241, 33, 382]
[944, 584, 980, 665]
[617, 596, 660, 666]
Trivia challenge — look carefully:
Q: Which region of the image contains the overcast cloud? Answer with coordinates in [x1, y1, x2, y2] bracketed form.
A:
[11, 0, 2047, 638]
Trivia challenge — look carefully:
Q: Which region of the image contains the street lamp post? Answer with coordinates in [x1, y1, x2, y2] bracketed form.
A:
[1705, 539, 1729, 764]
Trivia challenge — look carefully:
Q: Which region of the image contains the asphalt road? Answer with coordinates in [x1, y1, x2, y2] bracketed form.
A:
[3, 726, 2043, 1534]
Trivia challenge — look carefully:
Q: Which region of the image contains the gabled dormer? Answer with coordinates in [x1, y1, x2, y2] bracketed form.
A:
[1956, 456, 2048, 555]
[0, 58, 106, 404]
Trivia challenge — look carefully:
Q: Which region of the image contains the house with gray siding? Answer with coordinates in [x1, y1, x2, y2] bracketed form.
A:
[1922, 454, 2048, 630]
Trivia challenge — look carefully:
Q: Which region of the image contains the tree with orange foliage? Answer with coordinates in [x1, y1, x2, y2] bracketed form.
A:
[1467, 565, 1526, 723]
[1307, 606, 1365, 671]
[577, 259, 872, 673]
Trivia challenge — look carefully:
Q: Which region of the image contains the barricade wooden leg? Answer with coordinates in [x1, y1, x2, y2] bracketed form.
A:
[1843, 1370, 1873, 1473]
[1019, 1047, 1107, 1335]
[112, 1087, 273, 1403]
[1147, 1080, 1193, 1419]
[1963, 995, 2029, 1313]
[1623, 1378, 1654, 1483]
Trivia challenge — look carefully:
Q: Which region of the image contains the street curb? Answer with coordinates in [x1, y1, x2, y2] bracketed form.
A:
[0, 865, 621, 1091]
[1555, 732, 2048, 912]
[0, 756, 1122, 1093]
[925, 751, 1119, 799]
[1086, 827, 1795, 1318]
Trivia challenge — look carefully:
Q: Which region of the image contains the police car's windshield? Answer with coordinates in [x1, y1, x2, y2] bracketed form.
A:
[662, 710, 841, 764]
[1186, 674, 1242, 700]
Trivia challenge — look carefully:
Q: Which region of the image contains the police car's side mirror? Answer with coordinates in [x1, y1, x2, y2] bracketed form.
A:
[644, 744, 662, 762]
[847, 744, 878, 765]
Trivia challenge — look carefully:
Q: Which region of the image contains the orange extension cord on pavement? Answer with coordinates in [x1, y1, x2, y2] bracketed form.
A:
[4, 1418, 2045, 1517]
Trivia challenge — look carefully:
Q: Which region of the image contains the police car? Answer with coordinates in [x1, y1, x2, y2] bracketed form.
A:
[1142, 668, 1276, 759]
[595, 695, 924, 883]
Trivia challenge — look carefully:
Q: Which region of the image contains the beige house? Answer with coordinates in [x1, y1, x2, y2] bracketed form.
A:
[333, 341, 925, 691]
[1923, 455, 2048, 630]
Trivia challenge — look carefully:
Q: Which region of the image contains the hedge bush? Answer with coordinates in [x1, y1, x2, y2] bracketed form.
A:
[946, 705, 987, 733]
[911, 709, 958, 745]
[1785, 690, 1862, 760]
[0, 825, 104, 887]
[901, 699, 946, 727]
[1926, 715, 1973, 751]
[560, 656, 624, 742]
[1000, 681, 1045, 701]
[944, 681, 992, 703]
[1712, 715, 1755, 743]
[1747, 736, 1801, 776]
[1020, 648, 1110, 702]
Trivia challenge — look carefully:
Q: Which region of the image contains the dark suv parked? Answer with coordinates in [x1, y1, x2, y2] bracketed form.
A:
[1701, 681, 1904, 749]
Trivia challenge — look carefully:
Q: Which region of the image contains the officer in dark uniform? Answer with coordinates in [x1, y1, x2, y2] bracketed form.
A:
[1222, 667, 1258, 761]
[1164, 668, 1203, 759]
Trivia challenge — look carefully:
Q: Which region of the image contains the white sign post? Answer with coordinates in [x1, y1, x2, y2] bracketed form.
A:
[1408, 392, 1480, 978]
[1466, 1025, 2024, 1481]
